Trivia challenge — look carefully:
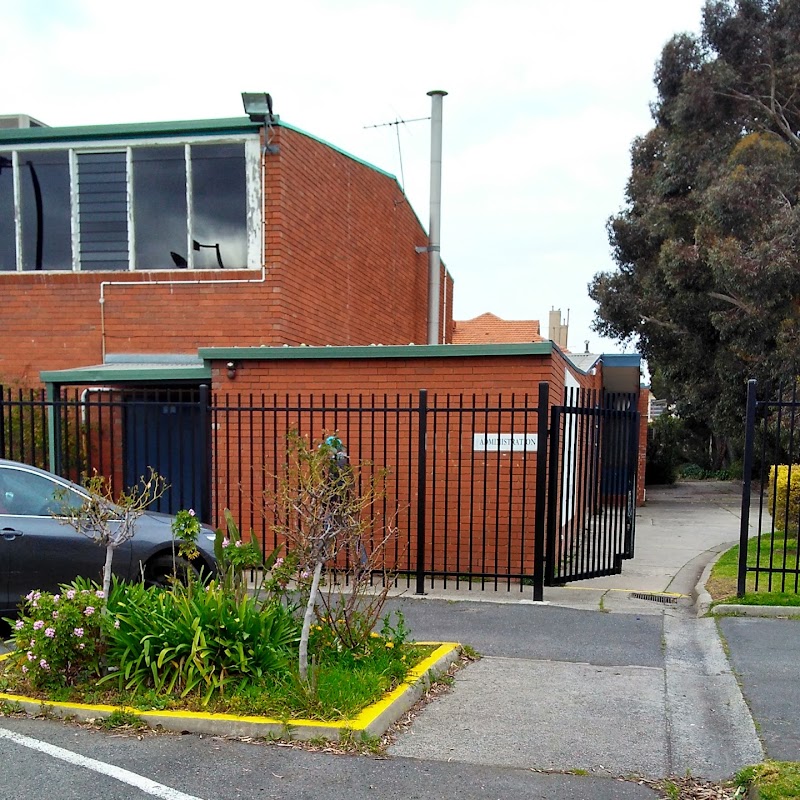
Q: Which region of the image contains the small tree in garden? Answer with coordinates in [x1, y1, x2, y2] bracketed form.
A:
[56, 469, 167, 600]
[271, 432, 400, 681]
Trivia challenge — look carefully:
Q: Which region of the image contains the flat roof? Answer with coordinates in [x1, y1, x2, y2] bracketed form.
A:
[41, 355, 211, 385]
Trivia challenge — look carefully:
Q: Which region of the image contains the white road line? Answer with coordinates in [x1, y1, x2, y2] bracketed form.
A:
[0, 727, 204, 800]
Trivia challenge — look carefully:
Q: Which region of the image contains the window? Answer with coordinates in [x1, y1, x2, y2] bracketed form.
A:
[21, 151, 72, 271]
[132, 146, 187, 270]
[0, 137, 258, 271]
[77, 151, 129, 271]
[191, 144, 247, 269]
[0, 466, 85, 517]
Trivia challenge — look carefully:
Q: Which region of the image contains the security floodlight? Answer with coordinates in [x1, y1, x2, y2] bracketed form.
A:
[241, 92, 274, 123]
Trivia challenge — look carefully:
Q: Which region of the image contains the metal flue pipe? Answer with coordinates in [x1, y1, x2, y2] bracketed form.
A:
[427, 90, 447, 345]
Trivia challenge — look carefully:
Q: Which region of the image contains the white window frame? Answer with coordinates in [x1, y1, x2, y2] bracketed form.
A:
[2, 133, 261, 272]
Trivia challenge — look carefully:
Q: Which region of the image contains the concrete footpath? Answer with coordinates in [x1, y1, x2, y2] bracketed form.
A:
[385, 481, 788, 781]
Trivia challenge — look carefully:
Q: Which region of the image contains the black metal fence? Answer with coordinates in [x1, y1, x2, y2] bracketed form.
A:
[1, 382, 641, 599]
[739, 379, 800, 595]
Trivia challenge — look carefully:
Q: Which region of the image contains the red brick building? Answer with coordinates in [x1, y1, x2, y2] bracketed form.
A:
[0, 109, 644, 592]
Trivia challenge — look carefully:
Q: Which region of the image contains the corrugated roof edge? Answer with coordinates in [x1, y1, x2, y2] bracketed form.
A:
[199, 343, 554, 361]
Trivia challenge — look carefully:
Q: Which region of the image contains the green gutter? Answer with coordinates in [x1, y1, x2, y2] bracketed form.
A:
[199, 343, 554, 361]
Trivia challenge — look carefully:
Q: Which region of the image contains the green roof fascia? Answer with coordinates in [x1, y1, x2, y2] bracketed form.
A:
[199, 342, 554, 362]
[277, 120, 398, 182]
[0, 117, 261, 146]
[40, 364, 211, 385]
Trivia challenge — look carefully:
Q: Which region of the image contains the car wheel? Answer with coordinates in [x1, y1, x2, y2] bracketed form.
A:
[143, 555, 198, 588]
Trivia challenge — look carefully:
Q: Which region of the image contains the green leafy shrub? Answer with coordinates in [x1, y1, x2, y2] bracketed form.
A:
[678, 463, 733, 481]
[171, 508, 201, 560]
[768, 465, 800, 535]
[4, 579, 111, 689]
[101, 579, 301, 704]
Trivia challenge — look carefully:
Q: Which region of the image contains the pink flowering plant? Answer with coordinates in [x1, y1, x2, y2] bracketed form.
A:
[4, 579, 111, 690]
[213, 508, 291, 605]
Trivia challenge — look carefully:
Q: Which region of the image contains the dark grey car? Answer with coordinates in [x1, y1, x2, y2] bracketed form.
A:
[0, 459, 218, 616]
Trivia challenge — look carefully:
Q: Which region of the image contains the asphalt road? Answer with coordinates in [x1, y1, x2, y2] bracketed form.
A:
[718, 616, 800, 762]
[0, 715, 658, 800]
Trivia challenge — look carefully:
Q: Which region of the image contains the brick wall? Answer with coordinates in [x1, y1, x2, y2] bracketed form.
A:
[0, 124, 452, 387]
[206, 349, 598, 581]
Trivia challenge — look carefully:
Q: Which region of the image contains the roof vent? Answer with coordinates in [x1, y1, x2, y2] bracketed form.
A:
[0, 114, 48, 129]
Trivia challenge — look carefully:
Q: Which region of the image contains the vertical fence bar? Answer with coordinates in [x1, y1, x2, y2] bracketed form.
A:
[415, 389, 428, 595]
[738, 379, 758, 597]
[533, 382, 549, 601]
[199, 384, 211, 524]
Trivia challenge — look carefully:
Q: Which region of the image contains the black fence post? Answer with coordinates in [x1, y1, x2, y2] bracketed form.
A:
[415, 389, 428, 596]
[52, 384, 63, 476]
[533, 381, 549, 601]
[545, 401, 561, 585]
[738, 378, 758, 597]
[199, 384, 212, 524]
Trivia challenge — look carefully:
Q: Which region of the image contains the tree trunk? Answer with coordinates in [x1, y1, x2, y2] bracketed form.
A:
[298, 560, 323, 682]
[102, 544, 114, 602]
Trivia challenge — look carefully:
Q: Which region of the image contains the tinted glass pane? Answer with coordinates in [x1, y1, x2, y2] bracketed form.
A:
[191, 143, 247, 269]
[20, 150, 71, 271]
[132, 146, 187, 269]
[0, 467, 82, 516]
[78, 151, 129, 271]
[0, 152, 15, 271]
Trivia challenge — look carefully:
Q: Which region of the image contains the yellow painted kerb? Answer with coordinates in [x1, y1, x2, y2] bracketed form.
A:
[0, 642, 460, 731]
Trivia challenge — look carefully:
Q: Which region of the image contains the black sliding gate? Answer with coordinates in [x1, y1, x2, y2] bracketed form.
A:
[544, 388, 639, 584]
[1, 382, 640, 599]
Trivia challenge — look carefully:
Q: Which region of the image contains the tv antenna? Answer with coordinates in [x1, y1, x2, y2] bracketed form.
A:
[364, 115, 429, 189]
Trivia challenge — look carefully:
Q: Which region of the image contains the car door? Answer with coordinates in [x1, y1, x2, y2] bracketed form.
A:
[0, 464, 131, 603]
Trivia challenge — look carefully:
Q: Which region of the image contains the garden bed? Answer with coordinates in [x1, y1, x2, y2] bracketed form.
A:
[0, 642, 460, 741]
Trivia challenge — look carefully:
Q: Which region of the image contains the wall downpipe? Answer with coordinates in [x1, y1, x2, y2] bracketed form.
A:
[427, 90, 447, 345]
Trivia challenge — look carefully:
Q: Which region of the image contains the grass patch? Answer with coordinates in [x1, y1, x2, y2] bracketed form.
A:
[99, 709, 147, 730]
[736, 761, 800, 800]
[707, 535, 800, 606]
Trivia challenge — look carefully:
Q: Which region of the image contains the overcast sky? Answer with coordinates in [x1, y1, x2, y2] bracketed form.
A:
[5, 0, 706, 355]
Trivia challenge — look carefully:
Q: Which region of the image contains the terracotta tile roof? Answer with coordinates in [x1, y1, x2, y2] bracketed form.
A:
[452, 313, 542, 345]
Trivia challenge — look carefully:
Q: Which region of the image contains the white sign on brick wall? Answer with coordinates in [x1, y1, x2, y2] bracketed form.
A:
[473, 433, 538, 452]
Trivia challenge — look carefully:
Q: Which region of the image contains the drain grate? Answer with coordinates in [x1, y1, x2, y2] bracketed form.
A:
[629, 592, 679, 605]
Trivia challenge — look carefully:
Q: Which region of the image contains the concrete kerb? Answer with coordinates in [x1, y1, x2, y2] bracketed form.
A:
[0, 642, 461, 741]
